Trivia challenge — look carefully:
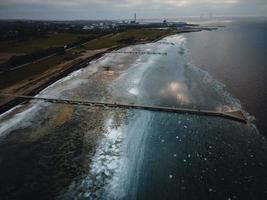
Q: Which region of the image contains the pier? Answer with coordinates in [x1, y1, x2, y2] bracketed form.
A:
[108, 51, 167, 56]
[156, 42, 175, 46]
[0, 93, 248, 124]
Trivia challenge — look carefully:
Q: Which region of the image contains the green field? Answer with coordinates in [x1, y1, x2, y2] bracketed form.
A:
[0, 29, 172, 55]
[0, 33, 91, 54]
[0, 54, 66, 89]
[85, 29, 173, 50]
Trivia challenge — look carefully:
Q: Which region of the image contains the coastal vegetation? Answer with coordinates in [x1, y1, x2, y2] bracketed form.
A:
[0, 33, 92, 54]
[85, 29, 173, 50]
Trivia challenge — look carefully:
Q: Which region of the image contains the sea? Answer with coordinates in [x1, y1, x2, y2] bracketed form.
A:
[0, 17, 267, 200]
[185, 17, 267, 135]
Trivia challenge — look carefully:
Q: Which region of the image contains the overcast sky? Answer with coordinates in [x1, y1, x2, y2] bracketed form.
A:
[0, 0, 267, 20]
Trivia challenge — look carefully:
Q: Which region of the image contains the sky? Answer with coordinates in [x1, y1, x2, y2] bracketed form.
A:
[0, 0, 267, 20]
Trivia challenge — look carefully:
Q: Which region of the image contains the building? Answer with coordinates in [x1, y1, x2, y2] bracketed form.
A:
[130, 13, 139, 24]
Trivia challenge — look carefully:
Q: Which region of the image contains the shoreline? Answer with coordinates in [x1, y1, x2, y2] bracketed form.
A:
[0, 42, 151, 115]
[0, 46, 116, 115]
[0, 28, 206, 116]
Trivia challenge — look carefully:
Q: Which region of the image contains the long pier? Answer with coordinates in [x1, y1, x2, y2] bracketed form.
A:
[0, 93, 247, 124]
[108, 51, 167, 56]
[156, 42, 175, 46]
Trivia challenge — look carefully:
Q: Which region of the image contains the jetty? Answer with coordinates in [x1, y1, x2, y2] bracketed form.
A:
[0, 93, 248, 124]
[108, 51, 167, 56]
[156, 42, 175, 46]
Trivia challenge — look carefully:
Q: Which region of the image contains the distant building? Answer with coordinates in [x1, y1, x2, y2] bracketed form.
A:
[130, 13, 139, 24]
[163, 20, 168, 26]
[83, 25, 90, 30]
[83, 25, 95, 30]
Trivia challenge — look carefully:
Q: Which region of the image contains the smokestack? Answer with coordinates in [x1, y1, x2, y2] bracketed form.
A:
[134, 13, 136, 22]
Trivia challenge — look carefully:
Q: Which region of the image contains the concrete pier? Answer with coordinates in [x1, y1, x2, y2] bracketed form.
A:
[108, 51, 167, 56]
[0, 93, 248, 124]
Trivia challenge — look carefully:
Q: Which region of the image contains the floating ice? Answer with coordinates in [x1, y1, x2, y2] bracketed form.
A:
[128, 88, 139, 96]
[0, 103, 41, 138]
[66, 115, 125, 199]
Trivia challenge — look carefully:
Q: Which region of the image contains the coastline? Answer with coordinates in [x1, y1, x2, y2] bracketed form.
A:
[1, 26, 265, 200]
[0, 42, 149, 115]
[0, 28, 205, 115]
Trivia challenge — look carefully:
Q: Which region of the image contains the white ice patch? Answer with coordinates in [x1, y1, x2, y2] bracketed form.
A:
[70, 115, 125, 199]
[37, 46, 138, 99]
[133, 78, 141, 84]
[0, 103, 41, 138]
[113, 46, 168, 100]
[63, 110, 152, 200]
[136, 57, 142, 62]
[128, 88, 139, 96]
[38, 53, 115, 98]
[102, 112, 151, 199]
[161, 35, 186, 46]
[0, 48, 133, 139]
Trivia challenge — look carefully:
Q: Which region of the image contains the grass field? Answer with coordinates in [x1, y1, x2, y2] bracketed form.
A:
[0, 29, 172, 55]
[0, 54, 66, 89]
[85, 29, 173, 50]
[0, 33, 91, 54]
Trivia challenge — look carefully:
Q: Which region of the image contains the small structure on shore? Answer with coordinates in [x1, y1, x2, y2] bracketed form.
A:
[103, 66, 111, 71]
[103, 66, 115, 76]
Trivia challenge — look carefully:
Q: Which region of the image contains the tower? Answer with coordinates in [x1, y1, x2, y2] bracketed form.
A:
[134, 13, 136, 22]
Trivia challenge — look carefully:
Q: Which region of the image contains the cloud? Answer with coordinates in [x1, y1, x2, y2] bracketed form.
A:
[0, 0, 266, 19]
[152, 0, 240, 7]
[0, 0, 242, 7]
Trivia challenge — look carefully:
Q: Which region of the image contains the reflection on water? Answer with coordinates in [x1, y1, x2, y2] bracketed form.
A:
[185, 19, 267, 134]
[0, 29, 266, 200]
[159, 81, 190, 104]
